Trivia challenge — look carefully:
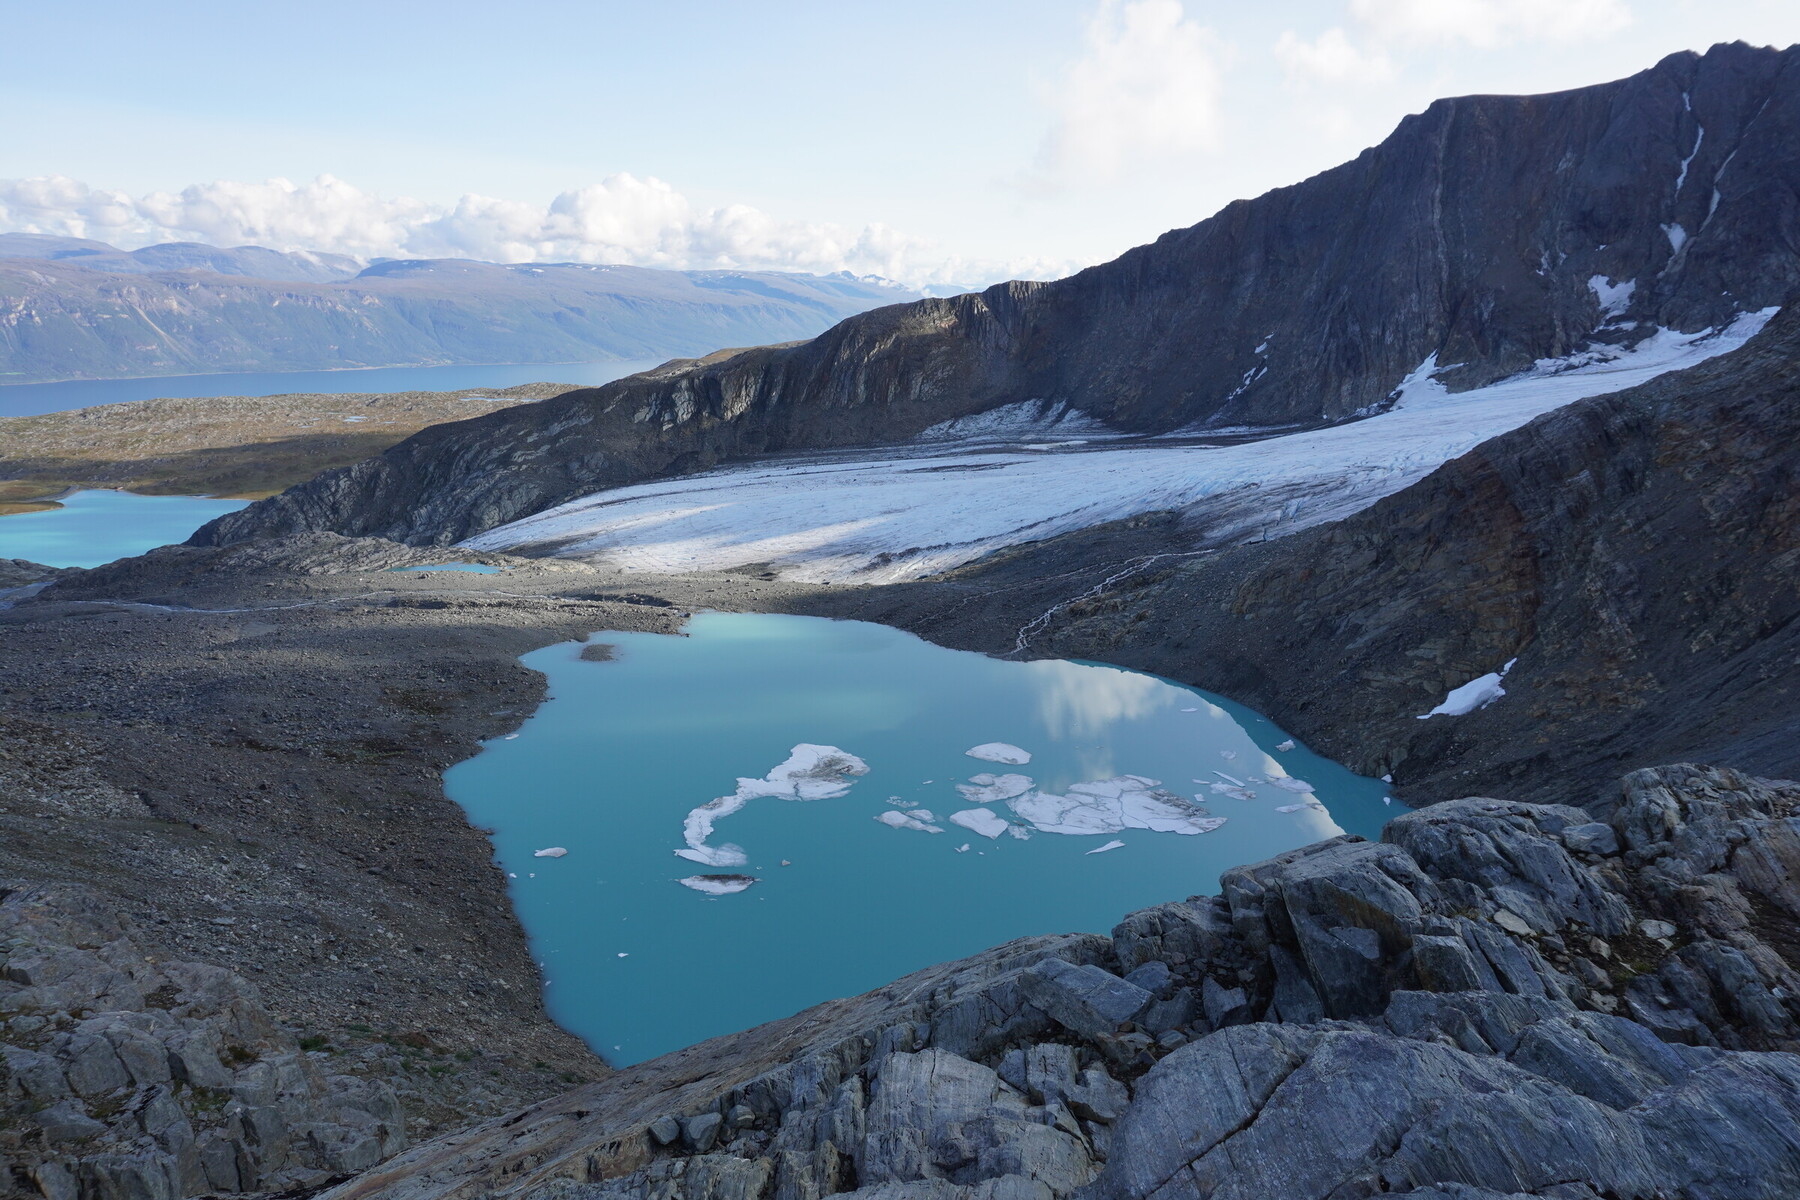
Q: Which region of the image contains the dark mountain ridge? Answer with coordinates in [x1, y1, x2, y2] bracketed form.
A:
[199, 41, 1800, 550]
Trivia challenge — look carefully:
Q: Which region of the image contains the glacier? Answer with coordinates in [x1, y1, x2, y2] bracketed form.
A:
[464, 311, 1776, 583]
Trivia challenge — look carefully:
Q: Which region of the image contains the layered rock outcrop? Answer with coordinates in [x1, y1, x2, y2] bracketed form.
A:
[2, 883, 405, 1198]
[292, 764, 1800, 1200]
[198, 42, 1800, 549]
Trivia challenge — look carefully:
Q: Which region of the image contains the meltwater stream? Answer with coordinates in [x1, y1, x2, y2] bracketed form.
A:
[446, 612, 1400, 1064]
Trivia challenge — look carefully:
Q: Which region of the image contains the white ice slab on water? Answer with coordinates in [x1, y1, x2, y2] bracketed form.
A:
[966, 743, 1032, 765]
[877, 809, 944, 834]
[1007, 775, 1226, 837]
[1267, 777, 1317, 794]
[677, 743, 869, 865]
[678, 874, 758, 895]
[957, 773, 1034, 803]
[534, 847, 568, 858]
[1087, 840, 1126, 854]
[949, 808, 1011, 839]
[465, 311, 1776, 583]
[1419, 658, 1517, 718]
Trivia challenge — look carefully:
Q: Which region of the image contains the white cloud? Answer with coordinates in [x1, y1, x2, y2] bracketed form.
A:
[1035, 0, 1227, 183]
[1348, 0, 1633, 47]
[1274, 27, 1394, 85]
[0, 174, 1075, 293]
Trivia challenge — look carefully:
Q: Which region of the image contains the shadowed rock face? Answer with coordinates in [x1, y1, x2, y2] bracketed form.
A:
[922, 299, 1800, 806]
[288, 765, 1800, 1200]
[199, 42, 1800, 550]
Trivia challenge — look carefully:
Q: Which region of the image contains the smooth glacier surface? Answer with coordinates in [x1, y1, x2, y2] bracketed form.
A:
[0, 489, 248, 568]
[444, 612, 1396, 1064]
[464, 313, 1775, 583]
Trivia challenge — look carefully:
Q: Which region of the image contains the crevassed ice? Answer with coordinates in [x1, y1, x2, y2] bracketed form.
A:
[465, 310, 1776, 584]
[877, 809, 944, 833]
[677, 744, 869, 866]
[956, 773, 1034, 803]
[1006, 775, 1226, 837]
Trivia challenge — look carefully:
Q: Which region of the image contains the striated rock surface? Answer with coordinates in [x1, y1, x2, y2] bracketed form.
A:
[279, 764, 1800, 1200]
[199, 43, 1800, 550]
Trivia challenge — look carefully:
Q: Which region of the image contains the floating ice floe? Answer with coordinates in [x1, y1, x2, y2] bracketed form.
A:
[949, 808, 1011, 839]
[1276, 739, 1295, 752]
[955, 843, 971, 853]
[876, 809, 944, 833]
[966, 743, 1032, 765]
[1007, 824, 1033, 841]
[956, 773, 1034, 803]
[1209, 784, 1257, 801]
[1087, 840, 1126, 855]
[1213, 770, 1247, 786]
[676, 744, 869, 866]
[1277, 802, 1327, 814]
[678, 874, 759, 895]
[1008, 775, 1225, 836]
[1418, 659, 1518, 719]
[534, 847, 568, 858]
[1220, 750, 1236, 761]
[1268, 777, 1317, 794]
[1180, 707, 1199, 713]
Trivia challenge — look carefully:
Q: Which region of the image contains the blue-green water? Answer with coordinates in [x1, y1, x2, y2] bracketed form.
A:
[386, 563, 502, 574]
[0, 490, 248, 567]
[0, 359, 662, 417]
[447, 612, 1399, 1065]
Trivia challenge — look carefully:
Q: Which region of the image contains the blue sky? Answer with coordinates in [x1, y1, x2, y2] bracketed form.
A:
[3, 0, 1797, 287]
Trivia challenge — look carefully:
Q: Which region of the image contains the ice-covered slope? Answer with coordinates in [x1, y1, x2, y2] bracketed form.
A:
[464, 312, 1775, 582]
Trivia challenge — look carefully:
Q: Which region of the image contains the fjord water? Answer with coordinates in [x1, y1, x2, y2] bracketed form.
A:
[0, 358, 663, 417]
[0, 490, 248, 567]
[447, 612, 1398, 1065]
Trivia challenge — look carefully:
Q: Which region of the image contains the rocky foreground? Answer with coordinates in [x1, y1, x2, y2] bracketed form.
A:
[14, 761, 1773, 1200]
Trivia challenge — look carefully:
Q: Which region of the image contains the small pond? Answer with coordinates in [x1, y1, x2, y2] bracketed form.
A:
[446, 612, 1400, 1064]
[0, 490, 248, 568]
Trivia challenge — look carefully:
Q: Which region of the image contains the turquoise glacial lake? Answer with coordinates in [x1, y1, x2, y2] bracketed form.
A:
[447, 612, 1399, 1065]
[0, 490, 248, 568]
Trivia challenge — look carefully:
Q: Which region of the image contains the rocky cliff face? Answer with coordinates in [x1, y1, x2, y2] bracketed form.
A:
[200, 41, 1800, 549]
[277, 764, 1800, 1200]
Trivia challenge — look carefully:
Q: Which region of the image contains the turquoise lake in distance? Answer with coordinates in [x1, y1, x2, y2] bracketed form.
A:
[0, 359, 664, 417]
[0, 490, 248, 568]
[446, 611, 1401, 1065]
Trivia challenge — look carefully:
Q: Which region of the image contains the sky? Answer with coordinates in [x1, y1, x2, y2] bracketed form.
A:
[2, 0, 1797, 290]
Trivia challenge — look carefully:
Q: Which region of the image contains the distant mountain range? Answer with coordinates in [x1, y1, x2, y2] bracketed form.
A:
[0, 233, 919, 384]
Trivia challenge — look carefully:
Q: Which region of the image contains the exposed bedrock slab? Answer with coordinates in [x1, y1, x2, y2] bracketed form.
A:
[294, 764, 1800, 1200]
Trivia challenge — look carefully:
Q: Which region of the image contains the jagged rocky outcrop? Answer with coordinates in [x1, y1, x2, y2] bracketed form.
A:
[199, 41, 1800, 549]
[2, 882, 406, 1198]
[285, 764, 1800, 1200]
